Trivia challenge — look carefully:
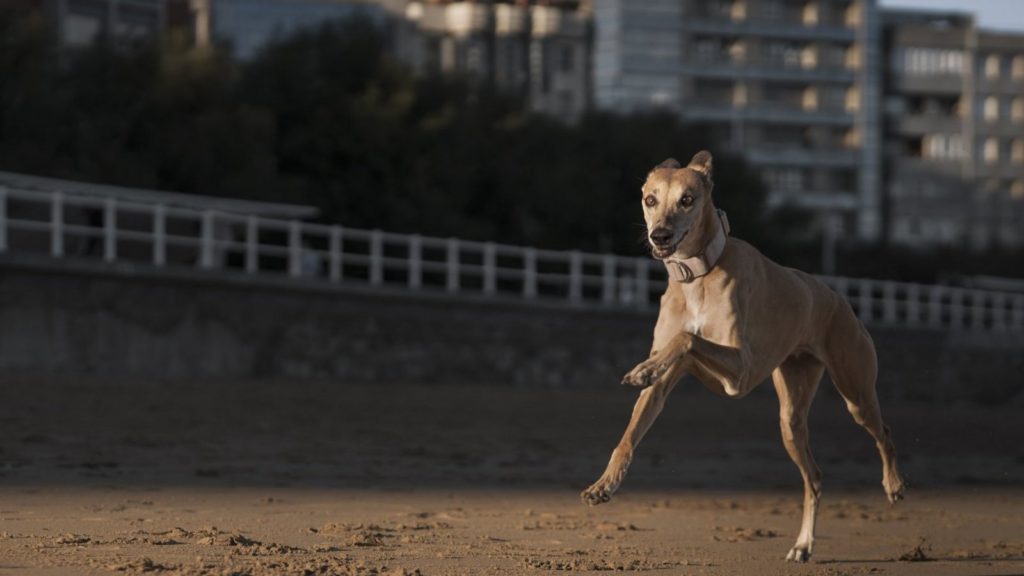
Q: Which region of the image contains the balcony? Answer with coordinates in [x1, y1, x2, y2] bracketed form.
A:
[683, 103, 854, 126]
[889, 74, 964, 95]
[680, 19, 856, 43]
[892, 114, 963, 136]
[766, 190, 860, 210]
[681, 62, 855, 84]
[747, 148, 860, 167]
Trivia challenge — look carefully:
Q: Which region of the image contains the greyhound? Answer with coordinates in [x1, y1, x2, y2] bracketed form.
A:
[580, 151, 904, 562]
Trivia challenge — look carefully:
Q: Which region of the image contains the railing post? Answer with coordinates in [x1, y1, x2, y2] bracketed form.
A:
[446, 238, 459, 293]
[245, 215, 258, 273]
[601, 254, 616, 306]
[152, 204, 166, 266]
[635, 258, 649, 310]
[992, 292, 1007, 332]
[882, 281, 897, 324]
[103, 197, 117, 263]
[288, 220, 302, 277]
[483, 242, 497, 295]
[858, 279, 873, 324]
[969, 291, 985, 331]
[928, 285, 943, 329]
[329, 225, 343, 282]
[568, 251, 582, 305]
[407, 234, 422, 289]
[523, 247, 537, 299]
[906, 284, 920, 326]
[951, 289, 965, 330]
[1013, 295, 1024, 332]
[370, 229, 383, 285]
[199, 210, 215, 269]
[51, 191, 64, 258]
[0, 185, 7, 253]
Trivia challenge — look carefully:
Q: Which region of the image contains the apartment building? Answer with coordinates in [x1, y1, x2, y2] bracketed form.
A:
[394, 0, 592, 120]
[48, 0, 192, 46]
[883, 10, 1024, 249]
[594, 0, 882, 241]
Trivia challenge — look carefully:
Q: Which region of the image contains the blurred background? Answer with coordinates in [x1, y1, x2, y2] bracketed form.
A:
[1, 0, 1023, 503]
[1, 1, 1023, 572]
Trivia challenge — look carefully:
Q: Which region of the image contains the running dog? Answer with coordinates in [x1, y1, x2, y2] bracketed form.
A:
[580, 151, 904, 562]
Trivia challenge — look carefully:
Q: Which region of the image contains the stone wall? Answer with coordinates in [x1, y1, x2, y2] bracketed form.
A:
[1, 256, 1020, 403]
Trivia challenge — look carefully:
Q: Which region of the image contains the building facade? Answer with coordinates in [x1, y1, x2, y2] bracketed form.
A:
[391, 0, 592, 121]
[882, 10, 1024, 249]
[593, 0, 882, 241]
[49, 0, 185, 47]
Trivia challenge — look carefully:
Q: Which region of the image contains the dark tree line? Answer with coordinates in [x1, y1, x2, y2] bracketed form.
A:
[1, 8, 814, 264]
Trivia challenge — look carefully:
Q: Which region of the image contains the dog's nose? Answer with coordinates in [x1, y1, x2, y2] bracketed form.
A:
[649, 227, 674, 246]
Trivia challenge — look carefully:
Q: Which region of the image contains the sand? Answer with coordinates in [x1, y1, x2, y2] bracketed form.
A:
[1, 377, 1022, 575]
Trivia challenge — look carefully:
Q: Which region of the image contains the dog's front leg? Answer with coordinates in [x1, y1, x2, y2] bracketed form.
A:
[623, 332, 750, 397]
[581, 377, 678, 506]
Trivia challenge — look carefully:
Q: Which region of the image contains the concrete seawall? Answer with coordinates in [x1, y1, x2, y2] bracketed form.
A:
[1, 255, 1020, 404]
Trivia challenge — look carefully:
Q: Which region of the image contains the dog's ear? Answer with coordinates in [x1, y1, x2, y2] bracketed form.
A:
[688, 150, 713, 179]
[654, 158, 680, 171]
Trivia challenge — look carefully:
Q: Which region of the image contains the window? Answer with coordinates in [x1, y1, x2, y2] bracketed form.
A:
[733, 82, 748, 106]
[1012, 97, 1024, 122]
[1012, 180, 1024, 200]
[983, 138, 1000, 164]
[1012, 139, 1024, 164]
[924, 134, 965, 160]
[728, 40, 747, 64]
[1013, 55, 1024, 80]
[900, 47, 964, 76]
[984, 96, 1000, 122]
[803, 2, 819, 26]
[846, 86, 860, 112]
[985, 54, 1001, 79]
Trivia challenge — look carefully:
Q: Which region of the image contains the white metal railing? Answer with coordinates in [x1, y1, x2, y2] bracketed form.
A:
[0, 184, 1022, 333]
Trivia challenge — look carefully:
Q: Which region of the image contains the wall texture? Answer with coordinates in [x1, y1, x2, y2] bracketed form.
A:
[1, 256, 1020, 403]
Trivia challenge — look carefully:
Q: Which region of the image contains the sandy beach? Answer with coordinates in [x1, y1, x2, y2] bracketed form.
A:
[1, 378, 1022, 575]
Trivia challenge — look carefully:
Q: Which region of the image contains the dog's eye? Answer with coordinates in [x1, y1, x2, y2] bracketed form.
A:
[644, 195, 658, 207]
[680, 194, 695, 208]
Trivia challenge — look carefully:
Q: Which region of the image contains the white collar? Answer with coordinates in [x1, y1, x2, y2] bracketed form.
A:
[663, 209, 730, 283]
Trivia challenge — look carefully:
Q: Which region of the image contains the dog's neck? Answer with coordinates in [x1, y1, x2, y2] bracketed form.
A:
[663, 208, 730, 283]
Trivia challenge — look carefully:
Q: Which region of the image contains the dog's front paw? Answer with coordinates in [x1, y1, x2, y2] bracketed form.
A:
[621, 359, 671, 388]
[580, 480, 615, 506]
[785, 544, 812, 563]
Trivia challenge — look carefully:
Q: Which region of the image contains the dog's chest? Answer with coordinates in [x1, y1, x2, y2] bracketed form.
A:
[679, 284, 708, 336]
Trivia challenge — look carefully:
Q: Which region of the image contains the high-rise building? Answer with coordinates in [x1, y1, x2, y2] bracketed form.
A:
[395, 0, 592, 121]
[593, 0, 882, 241]
[204, 0, 592, 121]
[49, 0, 188, 46]
[882, 9, 1024, 249]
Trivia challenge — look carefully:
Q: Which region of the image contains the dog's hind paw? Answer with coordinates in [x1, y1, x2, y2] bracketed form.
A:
[785, 545, 812, 563]
[884, 474, 906, 504]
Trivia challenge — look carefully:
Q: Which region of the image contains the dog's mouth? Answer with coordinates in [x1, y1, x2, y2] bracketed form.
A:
[649, 230, 687, 260]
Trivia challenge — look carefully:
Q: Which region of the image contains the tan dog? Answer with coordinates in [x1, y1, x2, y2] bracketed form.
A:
[580, 151, 905, 562]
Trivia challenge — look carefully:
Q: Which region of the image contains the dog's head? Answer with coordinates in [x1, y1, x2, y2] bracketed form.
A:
[640, 150, 716, 260]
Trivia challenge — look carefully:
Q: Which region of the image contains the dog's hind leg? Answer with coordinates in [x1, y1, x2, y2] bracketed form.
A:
[581, 378, 677, 506]
[772, 354, 825, 563]
[824, 303, 905, 503]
